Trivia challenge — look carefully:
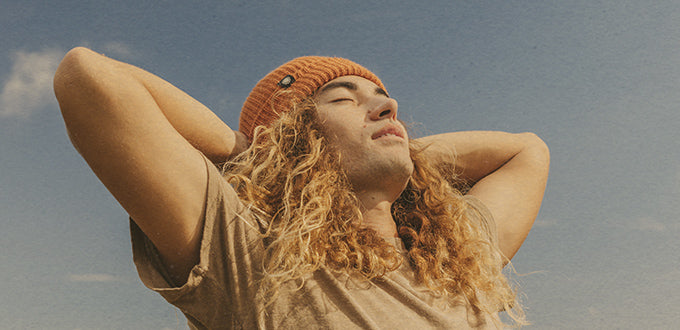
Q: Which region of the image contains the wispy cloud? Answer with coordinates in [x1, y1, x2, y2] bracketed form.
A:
[656, 269, 680, 282]
[0, 43, 136, 119]
[604, 216, 678, 233]
[0, 48, 64, 118]
[67, 273, 120, 283]
[534, 217, 558, 228]
[588, 306, 601, 317]
[623, 217, 668, 232]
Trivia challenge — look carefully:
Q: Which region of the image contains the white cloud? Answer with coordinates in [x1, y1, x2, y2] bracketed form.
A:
[533, 217, 558, 228]
[588, 306, 601, 316]
[604, 216, 678, 233]
[0, 48, 64, 118]
[620, 217, 668, 232]
[656, 269, 680, 282]
[0, 43, 135, 119]
[67, 273, 120, 283]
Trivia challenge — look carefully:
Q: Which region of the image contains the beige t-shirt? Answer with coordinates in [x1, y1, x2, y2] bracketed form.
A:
[131, 158, 502, 329]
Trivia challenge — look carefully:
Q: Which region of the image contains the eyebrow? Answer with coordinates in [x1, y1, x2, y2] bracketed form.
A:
[318, 81, 388, 97]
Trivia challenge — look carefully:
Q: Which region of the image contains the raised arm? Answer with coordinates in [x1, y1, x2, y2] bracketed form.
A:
[54, 47, 246, 283]
[417, 131, 550, 260]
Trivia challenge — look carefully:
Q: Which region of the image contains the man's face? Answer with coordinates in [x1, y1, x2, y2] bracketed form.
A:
[314, 75, 413, 199]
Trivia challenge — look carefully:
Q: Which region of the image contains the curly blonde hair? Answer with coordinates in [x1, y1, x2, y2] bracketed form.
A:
[223, 97, 526, 327]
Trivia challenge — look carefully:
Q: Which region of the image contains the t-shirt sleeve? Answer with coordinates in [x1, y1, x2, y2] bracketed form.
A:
[129, 153, 264, 327]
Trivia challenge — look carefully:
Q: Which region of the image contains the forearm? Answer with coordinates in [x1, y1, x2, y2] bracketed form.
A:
[416, 131, 548, 184]
[417, 130, 549, 258]
[125, 55, 247, 163]
[56, 47, 245, 163]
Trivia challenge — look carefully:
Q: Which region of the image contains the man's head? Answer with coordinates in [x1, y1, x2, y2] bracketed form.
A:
[240, 57, 412, 200]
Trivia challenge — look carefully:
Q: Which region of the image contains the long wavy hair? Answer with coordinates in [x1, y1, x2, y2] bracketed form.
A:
[223, 97, 526, 327]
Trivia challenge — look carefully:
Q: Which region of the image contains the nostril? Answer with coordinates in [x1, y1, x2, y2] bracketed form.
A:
[379, 109, 391, 117]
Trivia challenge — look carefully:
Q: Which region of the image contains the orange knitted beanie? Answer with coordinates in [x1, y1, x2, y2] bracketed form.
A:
[239, 56, 386, 141]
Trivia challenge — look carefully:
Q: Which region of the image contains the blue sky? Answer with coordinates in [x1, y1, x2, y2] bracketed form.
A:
[2, 1, 679, 329]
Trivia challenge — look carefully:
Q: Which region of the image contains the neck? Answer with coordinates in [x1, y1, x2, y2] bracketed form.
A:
[356, 190, 399, 238]
[349, 169, 411, 238]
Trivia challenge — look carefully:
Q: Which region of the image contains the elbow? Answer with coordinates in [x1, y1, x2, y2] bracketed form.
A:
[54, 47, 112, 122]
[519, 132, 551, 172]
[54, 47, 115, 147]
[58, 47, 98, 69]
[53, 47, 95, 102]
[522, 132, 549, 154]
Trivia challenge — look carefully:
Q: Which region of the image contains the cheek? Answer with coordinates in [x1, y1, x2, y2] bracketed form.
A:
[325, 117, 360, 140]
[317, 111, 368, 148]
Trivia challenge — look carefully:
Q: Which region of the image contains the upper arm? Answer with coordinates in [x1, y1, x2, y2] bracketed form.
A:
[54, 48, 209, 280]
[467, 133, 550, 260]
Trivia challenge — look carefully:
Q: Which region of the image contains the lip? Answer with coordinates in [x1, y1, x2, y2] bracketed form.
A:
[371, 123, 406, 140]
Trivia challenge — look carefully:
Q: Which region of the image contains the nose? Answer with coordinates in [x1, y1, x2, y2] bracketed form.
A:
[368, 97, 399, 121]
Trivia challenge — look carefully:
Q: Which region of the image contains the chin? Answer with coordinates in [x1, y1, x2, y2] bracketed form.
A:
[345, 157, 412, 193]
[383, 157, 414, 188]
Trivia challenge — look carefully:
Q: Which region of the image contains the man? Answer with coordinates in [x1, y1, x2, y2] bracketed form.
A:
[54, 48, 549, 329]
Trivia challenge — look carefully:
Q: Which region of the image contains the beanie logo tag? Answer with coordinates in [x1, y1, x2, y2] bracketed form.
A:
[277, 75, 295, 88]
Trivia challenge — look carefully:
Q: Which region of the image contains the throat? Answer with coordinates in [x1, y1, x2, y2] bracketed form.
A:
[358, 198, 398, 238]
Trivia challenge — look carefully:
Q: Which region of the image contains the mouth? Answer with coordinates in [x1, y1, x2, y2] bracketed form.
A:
[371, 124, 406, 140]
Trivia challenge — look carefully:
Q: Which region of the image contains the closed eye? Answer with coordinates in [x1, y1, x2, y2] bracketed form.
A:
[331, 98, 354, 103]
